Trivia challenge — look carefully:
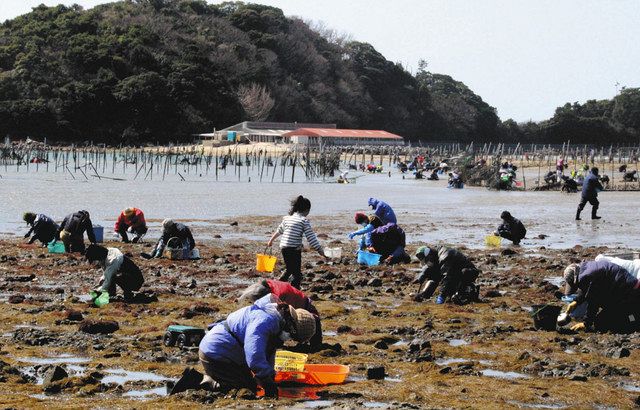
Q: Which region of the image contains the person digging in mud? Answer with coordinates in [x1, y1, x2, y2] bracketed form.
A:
[149, 219, 195, 258]
[348, 212, 377, 251]
[58, 210, 96, 253]
[198, 294, 316, 398]
[368, 197, 397, 224]
[268, 196, 325, 289]
[576, 167, 604, 220]
[413, 246, 481, 305]
[85, 244, 144, 301]
[368, 219, 411, 265]
[23, 212, 59, 246]
[238, 279, 322, 349]
[114, 207, 148, 243]
[495, 211, 526, 245]
[563, 260, 640, 333]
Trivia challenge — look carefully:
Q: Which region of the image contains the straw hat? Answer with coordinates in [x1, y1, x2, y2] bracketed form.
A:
[124, 208, 135, 217]
[563, 263, 580, 295]
[288, 306, 316, 343]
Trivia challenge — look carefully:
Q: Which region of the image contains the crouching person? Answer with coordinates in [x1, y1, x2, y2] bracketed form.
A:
[369, 220, 411, 265]
[238, 279, 323, 349]
[495, 211, 526, 245]
[151, 219, 195, 258]
[85, 244, 144, 300]
[59, 210, 96, 253]
[23, 212, 59, 246]
[115, 207, 148, 243]
[198, 294, 316, 398]
[414, 246, 481, 304]
[563, 260, 640, 333]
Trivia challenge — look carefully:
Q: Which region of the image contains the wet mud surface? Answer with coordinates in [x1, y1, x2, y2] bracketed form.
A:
[1, 217, 640, 409]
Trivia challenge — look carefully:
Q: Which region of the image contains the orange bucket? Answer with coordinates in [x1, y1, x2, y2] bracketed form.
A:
[275, 364, 350, 385]
[256, 253, 277, 272]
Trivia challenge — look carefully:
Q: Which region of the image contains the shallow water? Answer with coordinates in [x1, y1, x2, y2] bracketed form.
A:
[101, 368, 168, 385]
[122, 386, 168, 398]
[2, 166, 639, 249]
[481, 369, 530, 380]
[448, 339, 469, 347]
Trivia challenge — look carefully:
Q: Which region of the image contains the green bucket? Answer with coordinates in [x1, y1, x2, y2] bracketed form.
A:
[89, 291, 109, 307]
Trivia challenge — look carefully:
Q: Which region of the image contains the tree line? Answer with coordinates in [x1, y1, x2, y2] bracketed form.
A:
[0, 0, 637, 145]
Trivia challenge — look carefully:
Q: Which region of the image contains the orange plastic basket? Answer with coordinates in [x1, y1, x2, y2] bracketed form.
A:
[275, 364, 350, 385]
[256, 253, 277, 272]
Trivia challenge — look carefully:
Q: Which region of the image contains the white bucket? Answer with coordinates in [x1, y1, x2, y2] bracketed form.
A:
[324, 247, 342, 258]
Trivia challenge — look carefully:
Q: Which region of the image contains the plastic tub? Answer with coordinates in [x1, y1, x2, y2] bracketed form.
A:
[484, 235, 502, 247]
[256, 253, 277, 272]
[357, 250, 381, 266]
[93, 225, 104, 243]
[275, 350, 308, 372]
[531, 304, 561, 331]
[275, 364, 350, 385]
[324, 247, 342, 259]
[47, 241, 65, 254]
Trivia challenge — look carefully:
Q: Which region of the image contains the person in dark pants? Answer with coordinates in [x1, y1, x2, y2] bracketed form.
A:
[58, 210, 96, 253]
[495, 211, 526, 245]
[368, 222, 411, 265]
[576, 167, 604, 220]
[85, 244, 144, 300]
[268, 196, 325, 289]
[114, 207, 148, 243]
[414, 246, 481, 305]
[23, 212, 59, 246]
[238, 279, 323, 349]
[150, 219, 195, 258]
[198, 294, 317, 397]
[564, 260, 640, 332]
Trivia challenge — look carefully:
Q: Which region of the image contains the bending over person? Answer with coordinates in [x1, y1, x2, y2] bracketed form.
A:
[151, 219, 195, 258]
[495, 211, 526, 245]
[85, 244, 144, 300]
[23, 212, 59, 246]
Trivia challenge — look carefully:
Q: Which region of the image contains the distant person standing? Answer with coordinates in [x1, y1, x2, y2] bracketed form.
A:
[576, 167, 603, 220]
[556, 157, 565, 182]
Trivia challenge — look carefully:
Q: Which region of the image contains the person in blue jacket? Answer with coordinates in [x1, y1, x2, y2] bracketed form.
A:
[564, 260, 640, 332]
[23, 212, 59, 246]
[368, 198, 397, 224]
[576, 167, 604, 220]
[198, 294, 316, 397]
[348, 213, 382, 250]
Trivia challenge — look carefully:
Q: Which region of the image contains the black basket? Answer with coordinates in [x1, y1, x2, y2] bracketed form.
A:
[531, 304, 561, 331]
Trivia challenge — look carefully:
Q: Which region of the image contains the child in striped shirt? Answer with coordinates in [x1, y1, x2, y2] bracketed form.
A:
[267, 196, 325, 289]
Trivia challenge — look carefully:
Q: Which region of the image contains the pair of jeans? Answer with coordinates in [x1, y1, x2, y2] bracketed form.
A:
[279, 247, 302, 289]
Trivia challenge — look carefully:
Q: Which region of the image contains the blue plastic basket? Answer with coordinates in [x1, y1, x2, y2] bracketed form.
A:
[357, 250, 382, 266]
[93, 225, 104, 243]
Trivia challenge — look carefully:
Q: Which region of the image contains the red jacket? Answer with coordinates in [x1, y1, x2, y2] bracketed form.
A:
[267, 279, 310, 311]
[114, 208, 146, 231]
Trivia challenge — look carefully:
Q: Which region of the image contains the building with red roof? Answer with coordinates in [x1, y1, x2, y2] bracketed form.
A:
[281, 128, 404, 146]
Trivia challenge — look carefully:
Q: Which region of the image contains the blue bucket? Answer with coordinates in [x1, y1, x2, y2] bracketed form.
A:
[357, 250, 382, 266]
[93, 225, 104, 243]
[47, 241, 65, 254]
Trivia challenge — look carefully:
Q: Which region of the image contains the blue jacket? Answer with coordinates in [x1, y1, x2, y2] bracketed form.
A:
[199, 295, 284, 380]
[368, 198, 397, 224]
[581, 172, 603, 199]
[575, 260, 638, 325]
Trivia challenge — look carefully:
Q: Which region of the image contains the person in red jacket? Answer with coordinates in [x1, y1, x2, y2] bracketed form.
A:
[115, 207, 148, 243]
[238, 279, 322, 348]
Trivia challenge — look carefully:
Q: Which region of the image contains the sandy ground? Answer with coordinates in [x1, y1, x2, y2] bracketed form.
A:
[2, 215, 640, 409]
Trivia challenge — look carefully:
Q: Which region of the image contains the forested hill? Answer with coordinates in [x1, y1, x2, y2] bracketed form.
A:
[0, 1, 638, 145]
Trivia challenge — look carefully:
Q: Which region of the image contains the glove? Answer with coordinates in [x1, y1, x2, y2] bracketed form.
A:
[260, 378, 278, 398]
[570, 322, 585, 332]
[348, 233, 356, 240]
[24, 233, 30, 239]
[565, 301, 578, 314]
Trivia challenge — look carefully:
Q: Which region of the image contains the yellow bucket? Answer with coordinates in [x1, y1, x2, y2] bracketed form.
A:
[275, 350, 308, 372]
[485, 235, 502, 247]
[256, 253, 277, 272]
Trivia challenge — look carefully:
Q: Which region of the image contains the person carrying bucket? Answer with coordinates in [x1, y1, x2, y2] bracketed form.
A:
[238, 279, 323, 349]
[23, 212, 59, 246]
[267, 196, 325, 289]
[495, 211, 526, 245]
[85, 244, 144, 300]
[413, 246, 481, 305]
[563, 260, 640, 333]
[198, 294, 316, 397]
[58, 210, 96, 253]
[150, 219, 195, 258]
[114, 207, 148, 243]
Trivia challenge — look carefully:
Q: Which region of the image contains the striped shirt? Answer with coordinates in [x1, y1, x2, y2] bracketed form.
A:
[276, 213, 322, 251]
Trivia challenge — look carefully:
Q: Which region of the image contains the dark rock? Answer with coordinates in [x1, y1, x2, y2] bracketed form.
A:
[230, 221, 238, 226]
[569, 374, 588, 382]
[13, 328, 57, 346]
[337, 325, 352, 334]
[8, 294, 25, 304]
[407, 339, 433, 362]
[65, 309, 84, 322]
[367, 278, 382, 287]
[607, 347, 631, 359]
[537, 234, 548, 239]
[439, 366, 452, 374]
[79, 320, 119, 335]
[42, 365, 68, 387]
[5, 274, 35, 282]
[374, 340, 388, 350]
[483, 289, 502, 298]
[170, 366, 204, 395]
[501, 248, 518, 256]
[367, 366, 385, 380]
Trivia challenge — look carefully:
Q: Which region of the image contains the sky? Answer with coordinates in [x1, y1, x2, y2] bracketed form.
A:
[1, 0, 639, 122]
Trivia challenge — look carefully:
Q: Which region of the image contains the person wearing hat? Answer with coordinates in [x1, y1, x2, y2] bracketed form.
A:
[563, 260, 640, 332]
[367, 198, 397, 224]
[576, 167, 604, 220]
[114, 207, 148, 243]
[414, 246, 481, 304]
[85, 244, 144, 300]
[348, 212, 377, 250]
[495, 211, 526, 245]
[23, 212, 59, 246]
[238, 279, 323, 349]
[150, 219, 195, 258]
[58, 210, 96, 253]
[198, 294, 316, 397]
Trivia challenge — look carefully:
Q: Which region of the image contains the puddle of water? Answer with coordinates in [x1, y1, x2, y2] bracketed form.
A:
[363, 402, 390, 408]
[622, 384, 640, 393]
[344, 305, 362, 310]
[436, 358, 469, 366]
[448, 339, 469, 347]
[123, 386, 168, 398]
[77, 294, 92, 302]
[385, 376, 402, 383]
[302, 400, 335, 408]
[481, 369, 530, 380]
[101, 368, 168, 385]
[508, 401, 567, 409]
[322, 330, 337, 337]
[17, 355, 90, 365]
[544, 276, 564, 288]
[391, 340, 408, 347]
[30, 394, 52, 400]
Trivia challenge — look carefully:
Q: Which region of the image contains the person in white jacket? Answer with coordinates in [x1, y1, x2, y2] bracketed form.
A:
[595, 254, 640, 278]
[85, 244, 144, 300]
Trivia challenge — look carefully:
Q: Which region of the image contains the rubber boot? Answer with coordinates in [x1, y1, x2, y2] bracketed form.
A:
[591, 207, 601, 220]
[575, 209, 581, 221]
[415, 280, 437, 302]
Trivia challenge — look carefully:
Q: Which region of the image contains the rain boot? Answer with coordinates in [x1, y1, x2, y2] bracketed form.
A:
[591, 206, 601, 220]
[575, 208, 581, 221]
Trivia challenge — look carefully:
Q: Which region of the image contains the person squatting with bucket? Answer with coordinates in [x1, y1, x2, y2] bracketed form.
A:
[413, 246, 481, 305]
[115, 207, 148, 243]
[238, 279, 323, 349]
[268, 196, 325, 289]
[562, 260, 640, 333]
[85, 244, 144, 300]
[58, 210, 96, 253]
[198, 294, 316, 398]
[150, 219, 195, 258]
